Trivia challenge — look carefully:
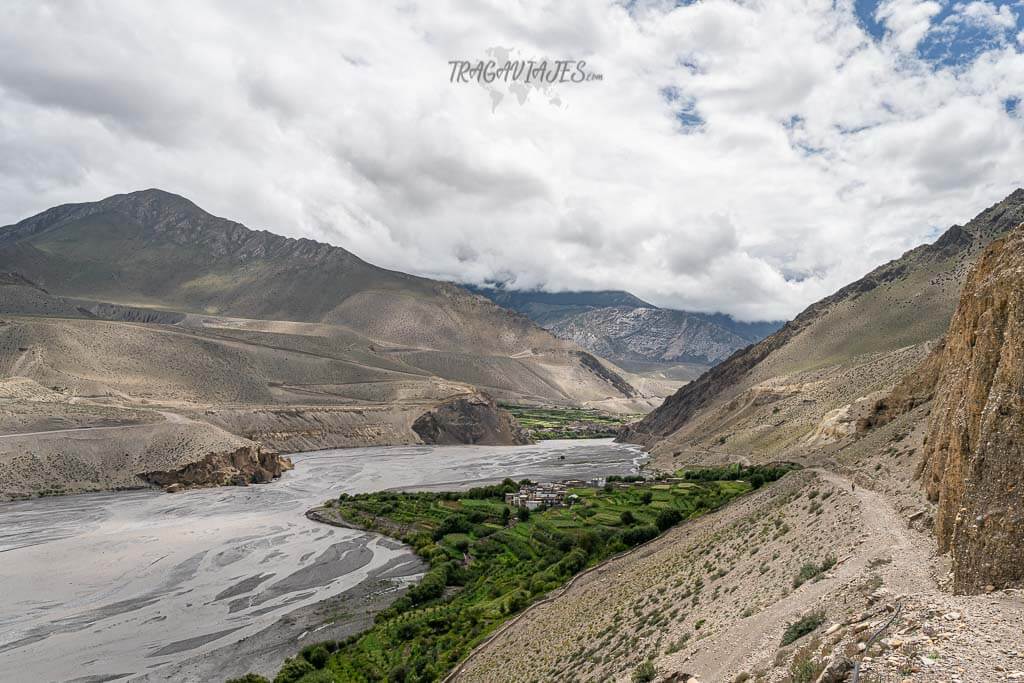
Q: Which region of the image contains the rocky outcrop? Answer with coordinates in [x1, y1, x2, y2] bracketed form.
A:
[549, 307, 769, 366]
[922, 222, 1024, 593]
[138, 444, 292, 490]
[857, 337, 946, 432]
[466, 285, 781, 368]
[412, 394, 530, 445]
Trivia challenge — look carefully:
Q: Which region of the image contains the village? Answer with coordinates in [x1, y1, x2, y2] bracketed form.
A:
[504, 477, 608, 510]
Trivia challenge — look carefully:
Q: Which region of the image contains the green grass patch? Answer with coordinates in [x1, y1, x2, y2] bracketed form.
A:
[294, 477, 751, 682]
[500, 404, 638, 439]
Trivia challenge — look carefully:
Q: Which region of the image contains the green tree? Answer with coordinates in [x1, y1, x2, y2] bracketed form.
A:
[656, 508, 682, 531]
[274, 657, 314, 683]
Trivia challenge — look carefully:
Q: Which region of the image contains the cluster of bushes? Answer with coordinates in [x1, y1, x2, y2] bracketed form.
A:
[679, 463, 798, 489]
[440, 478, 529, 501]
[656, 508, 683, 531]
[301, 479, 746, 682]
[618, 524, 659, 547]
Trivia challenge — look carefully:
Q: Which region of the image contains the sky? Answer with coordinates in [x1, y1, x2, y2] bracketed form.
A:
[0, 1, 1022, 321]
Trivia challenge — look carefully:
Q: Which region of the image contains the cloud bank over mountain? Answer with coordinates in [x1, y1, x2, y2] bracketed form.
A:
[0, 0, 1021, 320]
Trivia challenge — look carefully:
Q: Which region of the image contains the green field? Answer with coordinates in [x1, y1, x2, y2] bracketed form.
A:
[500, 404, 639, 439]
[251, 475, 781, 683]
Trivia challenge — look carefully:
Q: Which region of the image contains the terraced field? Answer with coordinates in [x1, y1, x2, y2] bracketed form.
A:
[265, 476, 776, 682]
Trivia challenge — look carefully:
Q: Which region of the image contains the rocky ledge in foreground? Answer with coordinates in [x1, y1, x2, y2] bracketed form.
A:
[412, 393, 530, 445]
[138, 444, 293, 492]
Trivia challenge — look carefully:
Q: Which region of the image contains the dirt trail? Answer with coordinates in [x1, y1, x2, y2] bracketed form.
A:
[0, 423, 151, 439]
[815, 469, 935, 592]
[679, 467, 938, 679]
[0, 410, 184, 439]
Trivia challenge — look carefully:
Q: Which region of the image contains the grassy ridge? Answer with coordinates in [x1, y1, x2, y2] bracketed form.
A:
[267, 478, 762, 683]
[500, 404, 639, 439]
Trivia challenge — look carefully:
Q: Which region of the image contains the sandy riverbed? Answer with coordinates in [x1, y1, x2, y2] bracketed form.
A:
[0, 439, 644, 682]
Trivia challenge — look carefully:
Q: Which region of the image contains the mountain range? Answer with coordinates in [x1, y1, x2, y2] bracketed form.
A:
[466, 285, 782, 376]
[0, 189, 664, 498]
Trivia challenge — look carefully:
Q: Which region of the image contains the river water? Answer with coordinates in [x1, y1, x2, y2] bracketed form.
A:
[0, 439, 644, 682]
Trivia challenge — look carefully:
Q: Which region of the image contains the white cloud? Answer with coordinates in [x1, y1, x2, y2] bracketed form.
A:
[0, 0, 1022, 321]
[875, 0, 944, 52]
[951, 1, 1018, 31]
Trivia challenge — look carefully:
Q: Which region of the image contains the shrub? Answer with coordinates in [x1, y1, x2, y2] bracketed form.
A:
[632, 659, 657, 682]
[297, 643, 331, 669]
[639, 490, 653, 504]
[780, 610, 825, 646]
[787, 638, 826, 682]
[407, 567, 447, 604]
[620, 524, 658, 547]
[620, 510, 636, 525]
[517, 507, 531, 522]
[273, 656, 315, 683]
[226, 675, 270, 683]
[792, 555, 836, 587]
[656, 508, 682, 531]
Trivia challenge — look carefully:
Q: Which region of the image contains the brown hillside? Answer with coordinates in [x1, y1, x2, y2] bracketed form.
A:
[921, 222, 1024, 593]
[621, 189, 1024, 461]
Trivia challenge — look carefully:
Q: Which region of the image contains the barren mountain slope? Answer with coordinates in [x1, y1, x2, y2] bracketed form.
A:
[0, 189, 575, 356]
[0, 190, 653, 410]
[622, 189, 1024, 464]
[0, 190, 659, 497]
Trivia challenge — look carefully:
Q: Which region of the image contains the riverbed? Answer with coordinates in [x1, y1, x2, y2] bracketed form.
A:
[0, 439, 644, 682]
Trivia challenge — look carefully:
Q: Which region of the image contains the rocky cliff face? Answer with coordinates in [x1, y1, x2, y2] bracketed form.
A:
[922, 222, 1024, 593]
[138, 444, 292, 491]
[412, 393, 530, 446]
[547, 307, 760, 366]
[465, 286, 781, 368]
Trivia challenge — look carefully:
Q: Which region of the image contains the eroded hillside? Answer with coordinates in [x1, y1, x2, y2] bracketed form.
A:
[0, 190, 665, 498]
[622, 189, 1024, 466]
